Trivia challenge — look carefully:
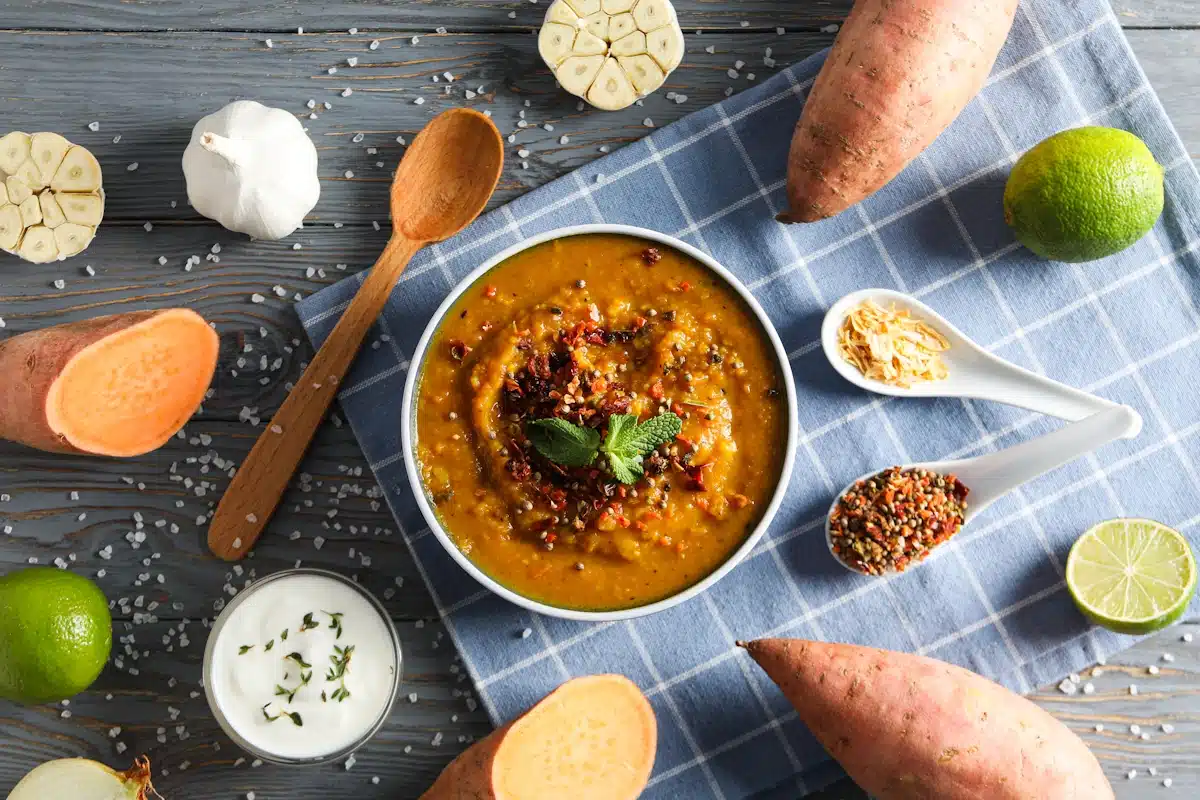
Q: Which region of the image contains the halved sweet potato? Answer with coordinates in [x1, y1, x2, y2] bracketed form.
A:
[421, 674, 657, 800]
[0, 309, 219, 456]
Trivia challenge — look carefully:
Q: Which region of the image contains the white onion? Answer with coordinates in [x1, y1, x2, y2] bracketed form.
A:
[7, 756, 158, 800]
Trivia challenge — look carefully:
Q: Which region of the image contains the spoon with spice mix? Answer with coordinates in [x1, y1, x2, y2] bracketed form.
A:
[826, 404, 1143, 576]
[823, 288, 1134, 436]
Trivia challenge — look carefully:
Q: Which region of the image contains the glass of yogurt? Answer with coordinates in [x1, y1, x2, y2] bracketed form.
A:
[203, 568, 402, 764]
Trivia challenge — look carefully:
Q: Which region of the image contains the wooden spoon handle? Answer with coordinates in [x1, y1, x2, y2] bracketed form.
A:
[207, 235, 423, 561]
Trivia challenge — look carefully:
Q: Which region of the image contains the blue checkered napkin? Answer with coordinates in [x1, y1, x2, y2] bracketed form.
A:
[299, 0, 1200, 795]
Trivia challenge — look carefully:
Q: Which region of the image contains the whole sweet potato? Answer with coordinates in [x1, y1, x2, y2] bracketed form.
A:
[740, 639, 1114, 799]
[779, 0, 1020, 223]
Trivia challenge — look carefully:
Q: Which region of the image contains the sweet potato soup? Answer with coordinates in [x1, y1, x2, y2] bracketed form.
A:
[415, 234, 788, 611]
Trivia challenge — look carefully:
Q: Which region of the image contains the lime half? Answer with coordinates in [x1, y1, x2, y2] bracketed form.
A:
[1066, 519, 1196, 635]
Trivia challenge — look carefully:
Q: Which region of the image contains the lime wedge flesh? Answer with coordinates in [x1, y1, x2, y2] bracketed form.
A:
[1066, 519, 1196, 635]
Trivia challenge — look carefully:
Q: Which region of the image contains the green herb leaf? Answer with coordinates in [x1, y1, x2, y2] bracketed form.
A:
[264, 639, 275, 652]
[287, 711, 303, 726]
[238, 645, 253, 655]
[526, 418, 601, 468]
[601, 413, 682, 484]
[280, 629, 289, 641]
[284, 652, 312, 669]
[300, 612, 319, 632]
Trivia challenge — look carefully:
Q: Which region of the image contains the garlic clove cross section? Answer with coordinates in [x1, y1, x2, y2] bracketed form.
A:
[538, 0, 685, 110]
[0, 131, 104, 264]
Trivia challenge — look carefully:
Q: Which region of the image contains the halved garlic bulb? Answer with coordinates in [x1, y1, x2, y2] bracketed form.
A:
[539, 0, 685, 111]
[0, 131, 104, 263]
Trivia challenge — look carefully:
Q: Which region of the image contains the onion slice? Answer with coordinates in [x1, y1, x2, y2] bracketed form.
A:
[8, 755, 159, 800]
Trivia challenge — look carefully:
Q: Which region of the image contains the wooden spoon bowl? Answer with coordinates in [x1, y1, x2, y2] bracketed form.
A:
[208, 108, 503, 561]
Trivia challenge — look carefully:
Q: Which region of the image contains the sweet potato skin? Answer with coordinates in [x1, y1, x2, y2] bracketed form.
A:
[420, 674, 656, 800]
[0, 310, 215, 456]
[780, 0, 1020, 223]
[740, 639, 1114, 799]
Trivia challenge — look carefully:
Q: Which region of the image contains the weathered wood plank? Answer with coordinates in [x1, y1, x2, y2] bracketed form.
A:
[3, 1, 857, 32]
[1115, 0, 1200, 27]
[0, 419, 442, 620]
[9, 1, 1200, 32]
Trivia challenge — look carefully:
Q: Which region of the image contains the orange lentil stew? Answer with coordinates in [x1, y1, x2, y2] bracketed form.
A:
[414, 234, 789, 611]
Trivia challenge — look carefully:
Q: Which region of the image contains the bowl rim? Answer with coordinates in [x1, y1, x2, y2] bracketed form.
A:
[401, 223, 799, 622]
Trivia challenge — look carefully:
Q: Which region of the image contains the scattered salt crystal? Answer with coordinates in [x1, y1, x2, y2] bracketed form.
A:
[1057, 679, 1077, 695]
[347, 57, 359, 67]
[1130, 724, 1141, 735]
[1082, 683, 1095, 695]
[1094, 723, 1104, 732]
[127, 162, 139, 171]
[520, 628, 533, 639]
[250, 293, 265, 304]
[53, 279, 66, 289]
[414, 98, 425, 105]
[408, 692, 418, 703]
[1148, 665, 1160, 675]
[643, 118, 654, 128]
[1129, 684, 1139, 696]
[1183, 633, 1194, 643]
[1162, 653, 1175, 662]
[345, 170, 355, 178]
[1162, 723, 1175, 733]
[87, 121, 100, 132]
[1164, 777, 1173, 787]
[1141, 732, 1151, 740]
[1127, 770, 1137, 780]
[344, 754, 357, 770]
[370, 40, 380, 50]
[264, 39, 273, 48]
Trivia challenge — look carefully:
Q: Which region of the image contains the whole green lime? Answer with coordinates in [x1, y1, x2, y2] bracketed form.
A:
[0, 567, 112, 704]
[1004, 127, 1164, 263]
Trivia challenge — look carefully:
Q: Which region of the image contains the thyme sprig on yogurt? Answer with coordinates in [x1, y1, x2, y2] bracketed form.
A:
[262, 703, 303, 727]
[326, 645, 355, 702]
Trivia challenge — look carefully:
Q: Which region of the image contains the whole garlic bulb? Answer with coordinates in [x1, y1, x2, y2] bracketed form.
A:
[182, 100, 320, 240]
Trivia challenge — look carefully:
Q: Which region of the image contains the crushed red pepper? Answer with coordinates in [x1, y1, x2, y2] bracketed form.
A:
[498, 318, 702, 538]
[828, 467, 969, 576]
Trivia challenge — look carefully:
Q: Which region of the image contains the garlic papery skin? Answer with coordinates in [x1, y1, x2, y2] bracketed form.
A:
[182, 100, 320, 240]
[8, 756, 158, 800]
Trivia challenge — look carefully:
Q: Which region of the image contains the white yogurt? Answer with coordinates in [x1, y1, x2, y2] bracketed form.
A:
[204, 571, 400, 761]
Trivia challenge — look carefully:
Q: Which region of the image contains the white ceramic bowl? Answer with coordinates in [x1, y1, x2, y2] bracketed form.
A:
[401, 224, 798, 621]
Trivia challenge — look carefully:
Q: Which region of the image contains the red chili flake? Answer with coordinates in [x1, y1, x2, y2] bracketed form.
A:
[449, 340, 472, 361]
[684, 462, 713, 492]
[648, 380, 665, 401]
[679, 280, 692, 292]
[483, 284, 498, 298]
[641, 247, 662, 265]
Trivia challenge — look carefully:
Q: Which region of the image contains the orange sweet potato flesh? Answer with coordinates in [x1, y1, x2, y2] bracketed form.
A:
[420, 674, 657, 800]
[0, 309, 218, 457]
[740, 639, 1114, 799]
[779, 0, 1020, 223]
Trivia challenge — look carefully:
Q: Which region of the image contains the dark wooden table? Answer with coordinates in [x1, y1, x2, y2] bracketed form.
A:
[0, 2, 1197, 797]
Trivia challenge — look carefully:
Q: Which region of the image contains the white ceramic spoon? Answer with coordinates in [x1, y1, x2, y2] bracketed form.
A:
[825, 405, 1144, 575]
[822, 288, 1135, 435]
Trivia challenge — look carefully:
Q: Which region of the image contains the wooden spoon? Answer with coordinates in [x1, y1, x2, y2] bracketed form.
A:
[208, 108, 504, 561]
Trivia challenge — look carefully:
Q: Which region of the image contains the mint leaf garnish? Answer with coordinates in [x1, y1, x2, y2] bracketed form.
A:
[527, 418, 601, 467]
[602, 413, 682, 484]
[524, 413, 681, 484]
